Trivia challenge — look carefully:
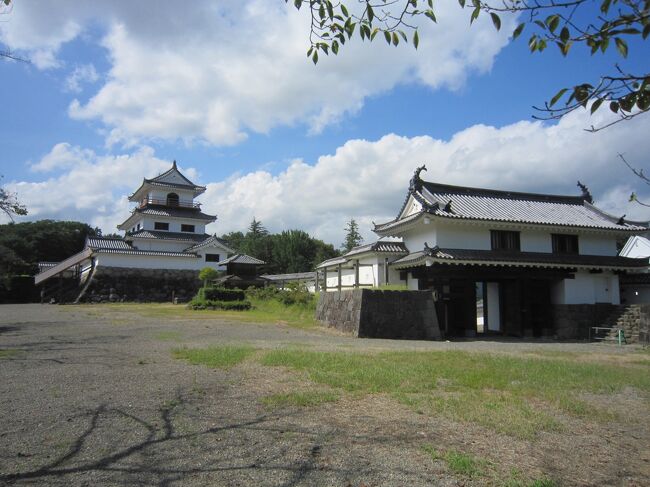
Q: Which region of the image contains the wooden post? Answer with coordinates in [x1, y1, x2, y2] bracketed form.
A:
[337, 264, 342, 291]
[384, 257, 389, 285]
[354, 260, 359, 288]
[323, 269, 327, 291]
[314, 271, 319, 292]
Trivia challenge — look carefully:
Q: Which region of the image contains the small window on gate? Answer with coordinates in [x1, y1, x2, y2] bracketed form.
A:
[552, 234, 579, 254]
[154, 222, 169, 231]
[205, 254, 220, 262]
[490, 230, 520, 251]
[181, 224, 195, 233]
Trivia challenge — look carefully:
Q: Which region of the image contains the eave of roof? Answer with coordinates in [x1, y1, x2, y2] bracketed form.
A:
[391, 245, 649, 271]
[184, 235, 235, 253]
[125, 230, 211, 243]
[261, 272, 316, 281]
[219, 253, 266, 265]
[94, 248, 199, 258]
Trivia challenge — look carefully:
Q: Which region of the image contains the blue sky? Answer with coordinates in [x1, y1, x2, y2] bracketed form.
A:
[1, 1, 648, 245]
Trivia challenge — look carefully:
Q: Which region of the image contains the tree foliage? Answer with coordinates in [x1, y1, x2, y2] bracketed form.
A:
[198, 267, 220, 287]
[0, 220, 99, 276]
[1, 176, 27, 222]
[220, 218, 339, 273]
[288, 0, 650, 130]
[342, 218, 363, 252]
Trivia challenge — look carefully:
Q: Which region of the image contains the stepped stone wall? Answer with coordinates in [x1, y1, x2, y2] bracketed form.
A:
[79, 266, 201, 303]
[550, 304, 618, 340]
[636, 304, 650, 344]
[316, 289, 441, 340]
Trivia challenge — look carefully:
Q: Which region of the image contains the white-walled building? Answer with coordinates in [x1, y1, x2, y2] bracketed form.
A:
[317, 167, 648, 337]
[35, 162, 236, 288]
[619, 235, 650, 304]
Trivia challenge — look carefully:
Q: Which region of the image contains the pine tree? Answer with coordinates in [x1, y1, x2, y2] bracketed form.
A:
[342, 218, 363, 253]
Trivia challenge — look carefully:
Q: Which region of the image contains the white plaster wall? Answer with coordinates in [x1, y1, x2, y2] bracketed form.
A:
[407, 275, 419, 290]
[96, 254, 202, 270]
[554, 271, 620, 304]
[579, 235, 618, 256]
[434, 222, 490, 250]
[140, 217, 205, 234]
[323, 265, 376, 289]
[401, 224, 437, 251]
[520, 231, 552, 253]
[149, 188, 195, 205]
[130, 239, 189, 252]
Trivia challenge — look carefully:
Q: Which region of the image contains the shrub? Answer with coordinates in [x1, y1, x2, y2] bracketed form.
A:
[188, 297, 252, 311]
[245, 283, 315, 308]
[200, 286, 246, 302]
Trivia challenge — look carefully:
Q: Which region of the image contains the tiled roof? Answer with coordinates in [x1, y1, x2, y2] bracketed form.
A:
[86, 237, 134, 250]
[261, 272, 316, 281]
[126, 230, 210, 243]
[391, 245, 649, 270]
[219, 254, 266, 265]
[316, 240, 408, 269]
[375, 180, 646, 233]
[94, 248, 199, 258]
[135, 207, 216, 221]
[184, 235, 234, 253]
[146, 161, 204, 190]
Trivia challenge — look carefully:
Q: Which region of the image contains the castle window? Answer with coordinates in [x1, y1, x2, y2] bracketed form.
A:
[552, 234, 579, 254]
[166, 193, 179, 207]
[205, 254, 220, 262]
[154, 222, 169, 231]
[181, 224, 195, 233]
[490, 230, 520, 251]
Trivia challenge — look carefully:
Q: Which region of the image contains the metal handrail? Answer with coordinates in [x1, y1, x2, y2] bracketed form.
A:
[589, 326, 627, 345]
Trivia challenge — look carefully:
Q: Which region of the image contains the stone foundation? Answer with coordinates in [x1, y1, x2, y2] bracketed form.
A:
[79, 266, 201, 303]
[637, 304, 650, 344]
[550, 304, 620, 339]
[316, 289, 441, 340]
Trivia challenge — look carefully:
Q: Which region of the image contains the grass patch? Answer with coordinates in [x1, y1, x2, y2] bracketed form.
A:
[0, 349, 19, 359]
[261, 391, 339, 409]
[422, 445, 486, 478]
[261, 349, 650, 438]
[153, 331, 183, 341]
[173, 345, 254, 369]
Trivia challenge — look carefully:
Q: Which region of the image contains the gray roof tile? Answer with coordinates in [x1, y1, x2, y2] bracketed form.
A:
[127, 230, 210, 243]
[86, 237, 134, 250]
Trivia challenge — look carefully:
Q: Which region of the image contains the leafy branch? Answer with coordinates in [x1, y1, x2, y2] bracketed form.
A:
[619, 153, 650, 207]
[288, 0, 650, 130]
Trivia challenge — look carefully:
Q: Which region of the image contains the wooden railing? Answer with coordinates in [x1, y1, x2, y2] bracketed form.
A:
[139, 197, 200, 209]
[35, 247, 93, 285]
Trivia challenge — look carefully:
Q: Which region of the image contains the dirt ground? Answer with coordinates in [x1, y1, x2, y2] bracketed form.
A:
[0, 304, 648, 486]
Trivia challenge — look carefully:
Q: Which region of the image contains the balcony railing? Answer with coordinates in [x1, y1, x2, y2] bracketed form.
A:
[139, 197, 201, 209]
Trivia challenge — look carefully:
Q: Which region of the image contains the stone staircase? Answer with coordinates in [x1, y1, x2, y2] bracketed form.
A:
[600, 305, 642, 344]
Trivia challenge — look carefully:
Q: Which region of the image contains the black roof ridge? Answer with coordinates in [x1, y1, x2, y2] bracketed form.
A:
[146, 161, 201, 188]
[421, 180, 585, 205]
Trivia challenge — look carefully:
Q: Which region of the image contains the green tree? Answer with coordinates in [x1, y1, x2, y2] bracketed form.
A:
[272, 230, 318, 273]
[198, 267, 219, 288]
[342, 218, 363, 253]
[1, 176, 27, 222]
[288, 0, 649, 130]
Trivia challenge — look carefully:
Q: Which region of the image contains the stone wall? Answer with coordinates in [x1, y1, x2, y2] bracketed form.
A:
[316, 289, 441, 340]
[639, 304, 650, 344]
[79, 266, 201, 303]
[550, 304, 619, 339]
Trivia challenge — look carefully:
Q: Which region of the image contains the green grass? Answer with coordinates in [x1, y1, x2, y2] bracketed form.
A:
[173, 345, 254, 369]
[79, 301, 319, 329]
[261, 391, 339, 408]
[422, 446, 486, 478]
[153, 331, 183, 341]
[261, 349, 650, 438]
[0, 349, 18, 359]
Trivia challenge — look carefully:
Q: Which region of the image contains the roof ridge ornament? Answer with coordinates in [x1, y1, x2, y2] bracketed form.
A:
[577, 180, 594, 204]
[409, 164, 427, 193]
[172, 159, 178, 169]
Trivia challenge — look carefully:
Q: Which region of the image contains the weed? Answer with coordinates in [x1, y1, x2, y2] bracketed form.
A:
[422, 446, 485, 478]
[154, 331, 182, 341]
[174, 345, 254, 369]
[261, 391, 338, 409]
[0, 349, 18, 359]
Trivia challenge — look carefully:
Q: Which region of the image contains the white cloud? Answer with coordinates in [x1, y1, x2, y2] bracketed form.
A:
[65, 64, 99, 93]
[6, 109, 648, 245]
[0, 0, 513, 145]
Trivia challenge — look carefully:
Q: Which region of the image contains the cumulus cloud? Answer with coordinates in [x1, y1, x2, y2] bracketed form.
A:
[0, 0, 513, 145]
[64, 64, 99, 93]
[6, 109, 648, 246]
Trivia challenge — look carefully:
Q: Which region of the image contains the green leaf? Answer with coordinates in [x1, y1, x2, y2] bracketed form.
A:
[384, 30, 392, 44]
[560, 26, 570, 43]
[545, 14, 560, 33]
[600, 37, 609, 53]
[326, 0, 334, 19]
[293, 0, 302, 10]
[512, 23, 525, 40]
[609, 101, 619, 113]
[590, 97, 604, 114]
[367, 4, 374, 23]
[425, 10, 437, 23]
[643, 24, 650, 40]
[370, 27, 380, 40]
[319, 4, 325, 19]
[392, 31, 399, 46]
[332, 40, 339, 54]
[413, 30, 420, 49]
[470, 6, 480, 25]
[490, 13, 501, 31]
[312, 50, 319, 64]
[458, 0, 466, 7]
[600, 0, 612, 14]
[615, 37, 628, 58]
[340, 4, 349, 17]
[549, 88, 568, 107]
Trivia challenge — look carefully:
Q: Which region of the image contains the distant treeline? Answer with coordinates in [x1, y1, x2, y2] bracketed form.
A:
[220, 219, 340, 274]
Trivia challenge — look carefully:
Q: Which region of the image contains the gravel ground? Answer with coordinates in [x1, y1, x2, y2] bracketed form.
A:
[0, 304, 648, 486]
